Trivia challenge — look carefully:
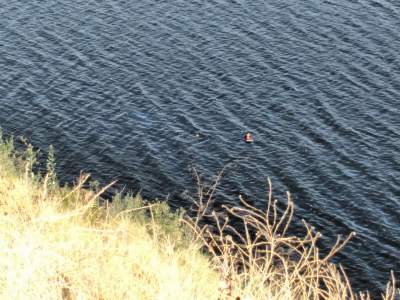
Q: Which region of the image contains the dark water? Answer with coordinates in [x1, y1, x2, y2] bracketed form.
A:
[1, 0, 399, 295]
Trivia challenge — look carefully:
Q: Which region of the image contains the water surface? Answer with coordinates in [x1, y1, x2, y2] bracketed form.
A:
[1, 0, 399, 295]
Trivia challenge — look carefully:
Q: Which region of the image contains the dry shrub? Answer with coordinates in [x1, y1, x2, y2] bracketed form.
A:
[183, 170, 399, 300]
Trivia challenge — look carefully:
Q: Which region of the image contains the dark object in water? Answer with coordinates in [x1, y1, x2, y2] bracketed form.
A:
[244, 132, 254, 143]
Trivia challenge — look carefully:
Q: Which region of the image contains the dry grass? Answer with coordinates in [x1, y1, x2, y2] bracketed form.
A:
[0, 136, 219, 300]
[0, 133, 398, 299]
[182, 169, 399, 300]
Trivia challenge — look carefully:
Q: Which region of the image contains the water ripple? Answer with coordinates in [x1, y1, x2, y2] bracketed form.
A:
[0, 0, 399, 295]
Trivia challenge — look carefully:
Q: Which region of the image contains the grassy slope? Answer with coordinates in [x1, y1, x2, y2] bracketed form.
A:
[0, 133, 397, 299]
[0, 136, 219, 299]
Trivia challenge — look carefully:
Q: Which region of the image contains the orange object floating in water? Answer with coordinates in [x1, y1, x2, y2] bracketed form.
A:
[244, 132, 254, 143]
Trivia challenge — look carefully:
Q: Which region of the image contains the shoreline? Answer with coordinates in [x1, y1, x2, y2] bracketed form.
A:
[0, 133, 397, 299]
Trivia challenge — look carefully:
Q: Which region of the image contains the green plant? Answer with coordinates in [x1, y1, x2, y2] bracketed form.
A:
[46, 145, 57, 188]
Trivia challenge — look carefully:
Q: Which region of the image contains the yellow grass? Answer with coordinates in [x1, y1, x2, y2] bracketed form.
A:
[0, 137, 219, 300]
[0, 134, 397, 299]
